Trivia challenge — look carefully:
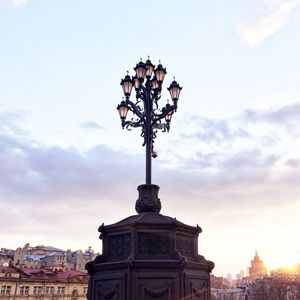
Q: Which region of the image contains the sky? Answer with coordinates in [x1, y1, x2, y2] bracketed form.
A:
[0, 0, 300, 277]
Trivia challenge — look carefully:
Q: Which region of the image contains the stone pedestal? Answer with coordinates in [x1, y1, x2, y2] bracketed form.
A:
[86, 184, 214, 300]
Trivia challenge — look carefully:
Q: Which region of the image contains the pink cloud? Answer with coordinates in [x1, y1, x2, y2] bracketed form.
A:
[236, 0, 300, 47]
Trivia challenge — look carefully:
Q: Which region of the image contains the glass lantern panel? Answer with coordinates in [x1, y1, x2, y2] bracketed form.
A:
[155, 69, 166, 82]
[146, 65, 154, 77]
[170, 87, 181, 100]
[151, 79, 159, 90]
[118, 105, 129, 119]
[122, 81, 133, 95]
[136, 66, 146, 79]
[165, 112, 172, 122]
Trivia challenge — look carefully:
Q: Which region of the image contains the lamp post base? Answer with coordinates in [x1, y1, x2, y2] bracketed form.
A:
[86, 186, 214, 300]
[135, 184, 161, 214]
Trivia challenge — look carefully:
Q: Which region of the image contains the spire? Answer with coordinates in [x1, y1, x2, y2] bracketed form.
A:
[255, 249, 258, 257]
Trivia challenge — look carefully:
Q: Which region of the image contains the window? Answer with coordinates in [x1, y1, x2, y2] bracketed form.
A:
[1, 286, 12, 295]
[57, 287, 65, 295]
[83, 287, 88, 296]
[45, 286, 54, 295]
[71, 289, 78, 300]
[33, 286, 43, 295]
[20, 286, 29, 296]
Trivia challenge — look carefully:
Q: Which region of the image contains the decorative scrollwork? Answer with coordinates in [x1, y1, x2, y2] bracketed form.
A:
[153, 123, 169, 132]
[118, 62, 177, 146]
[138, 233, 169, 255]
[176, 237, 194, 257]
[117, 59, 182, 186]
[124, 119, 143, 131]
[108, 234, 131, 258]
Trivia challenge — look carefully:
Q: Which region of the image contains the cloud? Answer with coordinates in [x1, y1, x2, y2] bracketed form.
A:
[236, 0, 300, 47]
[181, 116, 250, 144]
[10, 0, 29, 7]
[245, 102, 300, 124]
[286, 158, 300, 167]
[0, 132, 141, 202]
[243, 102, 300, 140]
[0, 111, 145, 248]
[163, 101, 300, 186]
[80, 121, 105, 130]
[0, 105, 299, 274]
[1, 102, 299, 204]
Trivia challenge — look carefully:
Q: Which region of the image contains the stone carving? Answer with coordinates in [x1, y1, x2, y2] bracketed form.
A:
[108, 234, 131, 257]
[176, 237, 194, 257]
[138, 233, 169, 255]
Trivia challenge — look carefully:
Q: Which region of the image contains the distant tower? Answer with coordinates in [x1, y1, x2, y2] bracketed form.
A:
[248, 250, 267, 280]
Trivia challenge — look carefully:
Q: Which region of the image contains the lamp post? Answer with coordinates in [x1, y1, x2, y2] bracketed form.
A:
[86, 59, 214, 300]
[117, 57, 182, 185]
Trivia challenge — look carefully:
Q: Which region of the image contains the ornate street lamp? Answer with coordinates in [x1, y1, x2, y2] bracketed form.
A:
[117, 58, 182, 185]
[86, 59, 214, 300]
[86, 58, 214, 300]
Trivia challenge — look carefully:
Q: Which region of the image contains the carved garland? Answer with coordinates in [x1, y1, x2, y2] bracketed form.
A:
[142, 283, 171, 300]
[190, 282, 208, 299]
[97, 283, 119, 300]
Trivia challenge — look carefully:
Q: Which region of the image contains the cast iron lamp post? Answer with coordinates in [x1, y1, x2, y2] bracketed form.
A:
[86, 59, 214, 300]
[117, 57, 182, 185]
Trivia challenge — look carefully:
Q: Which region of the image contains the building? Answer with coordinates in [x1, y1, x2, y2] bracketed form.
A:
[236, 270, 245, 281]
[270, 263, 300, 277]
[66, 247, 96, 272]
[246, 276, 300, 300]
[0, 249, 14, 267]
[0, 264, 88, 300]
[211, 287, 248, 300]
[10, 243, 97, 272]
[227, 273, 232, 282]
[212, 276, 300, 300]
[248, 250, 267, 280]
[211, 275, 231, 289]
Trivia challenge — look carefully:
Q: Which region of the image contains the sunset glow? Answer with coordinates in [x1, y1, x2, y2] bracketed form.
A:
[266, 256, 300, 273]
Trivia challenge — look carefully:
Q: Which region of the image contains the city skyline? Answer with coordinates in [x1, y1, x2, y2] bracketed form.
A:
[2, 243, 299, 280]
[1, 0, 300, 277]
